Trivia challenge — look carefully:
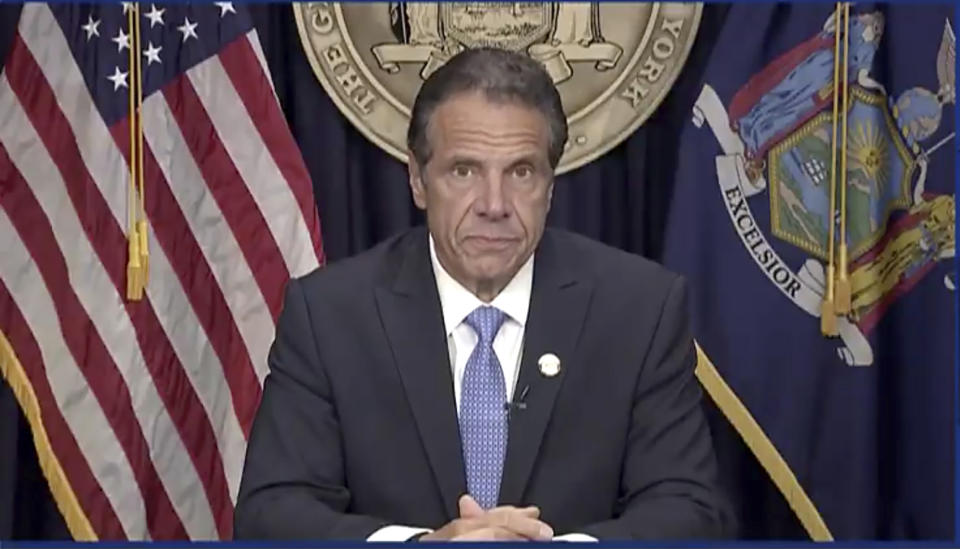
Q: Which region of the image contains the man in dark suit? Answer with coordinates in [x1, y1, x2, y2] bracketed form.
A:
[234, 47, 731, 541]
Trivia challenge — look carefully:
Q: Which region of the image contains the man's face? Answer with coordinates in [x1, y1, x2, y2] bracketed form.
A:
[408, 91, 554, 299]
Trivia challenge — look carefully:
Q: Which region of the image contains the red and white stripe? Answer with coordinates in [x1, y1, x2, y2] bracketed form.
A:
[0, 4, 323, 540]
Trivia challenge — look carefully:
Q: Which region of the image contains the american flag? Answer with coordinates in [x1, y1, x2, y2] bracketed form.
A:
[0, 2, 323, 540]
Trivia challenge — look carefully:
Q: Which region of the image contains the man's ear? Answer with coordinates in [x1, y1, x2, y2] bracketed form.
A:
[408, 153, 427, 211]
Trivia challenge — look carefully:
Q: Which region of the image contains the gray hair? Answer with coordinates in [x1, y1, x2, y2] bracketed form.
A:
[406, 47, 568, 170]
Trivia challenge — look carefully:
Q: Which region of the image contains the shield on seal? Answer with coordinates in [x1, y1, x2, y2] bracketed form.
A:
[440, 2, 554, 51]
[767, 87, 916, 261]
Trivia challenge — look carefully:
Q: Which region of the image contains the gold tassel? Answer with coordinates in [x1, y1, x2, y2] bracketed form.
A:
[820, 267, 838, 336]
[835, 249, 851, 313]
[834, 3, 852, 314]
[126, 231, 143, 300]
[820, 2, 843, 337]
[137, 219, 149, 286]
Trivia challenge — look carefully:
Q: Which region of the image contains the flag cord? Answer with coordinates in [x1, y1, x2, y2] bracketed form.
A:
[125, 3, 142, 301]
[820, 2, 843, 336]
[834, 3, 852, 314]
[135, 1, 149, 290]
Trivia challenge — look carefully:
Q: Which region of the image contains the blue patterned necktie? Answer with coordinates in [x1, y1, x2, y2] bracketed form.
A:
[459, 305, 508, 509]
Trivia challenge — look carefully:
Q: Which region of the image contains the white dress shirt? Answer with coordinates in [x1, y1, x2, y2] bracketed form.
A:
[367, 237, 595, 542]
[433, 236, 531, 413]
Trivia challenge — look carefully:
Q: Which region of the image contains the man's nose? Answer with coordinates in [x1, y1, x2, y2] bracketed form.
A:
[474, 174, 508, 219]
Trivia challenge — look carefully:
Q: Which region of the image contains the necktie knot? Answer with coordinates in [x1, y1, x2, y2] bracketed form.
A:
[465, 305, 506, 345]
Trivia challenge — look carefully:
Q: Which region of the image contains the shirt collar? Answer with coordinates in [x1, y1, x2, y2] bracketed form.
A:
[429, 234, 533, 337]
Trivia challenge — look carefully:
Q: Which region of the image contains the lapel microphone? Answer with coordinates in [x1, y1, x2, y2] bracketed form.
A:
[505, 385, 530, 413]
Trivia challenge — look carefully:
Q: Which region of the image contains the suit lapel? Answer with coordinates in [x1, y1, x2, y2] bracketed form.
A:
[374, 230, 465, 520]
[499, 231, 593, 505]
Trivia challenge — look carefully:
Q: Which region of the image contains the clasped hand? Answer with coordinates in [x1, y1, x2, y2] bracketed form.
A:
[419, 495, 554, 541]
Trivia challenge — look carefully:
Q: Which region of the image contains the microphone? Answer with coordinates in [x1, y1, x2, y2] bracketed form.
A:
[505, 385, 530, 413]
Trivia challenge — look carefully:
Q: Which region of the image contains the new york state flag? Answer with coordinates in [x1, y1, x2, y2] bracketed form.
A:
[664, 3, 955, 540]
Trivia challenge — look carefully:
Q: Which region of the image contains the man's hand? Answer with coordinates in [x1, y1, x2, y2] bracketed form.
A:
[419, 495, 554, 541]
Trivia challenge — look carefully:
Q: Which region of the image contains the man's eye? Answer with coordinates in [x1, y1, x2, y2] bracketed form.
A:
[453, 165, 473, 178]
[514, 165, 533, 178]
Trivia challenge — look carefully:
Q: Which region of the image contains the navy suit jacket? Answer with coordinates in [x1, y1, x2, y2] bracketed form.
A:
[234, 227, 732, 539]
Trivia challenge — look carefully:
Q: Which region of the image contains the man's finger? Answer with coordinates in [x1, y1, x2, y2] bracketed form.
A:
[489, 505, 540, 518]
[458, 494, 485, 518]
[458, 496, 540, 519]
[491, 513, 553, 540]
[488, 526, 531, 541]
[452, 526, 527, 541]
